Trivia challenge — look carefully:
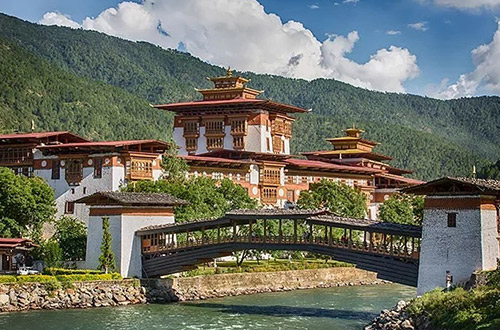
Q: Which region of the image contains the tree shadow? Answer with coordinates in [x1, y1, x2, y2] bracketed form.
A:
[183, 302, 377, 320]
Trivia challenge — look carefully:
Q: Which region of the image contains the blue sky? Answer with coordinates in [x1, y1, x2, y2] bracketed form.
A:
[1, 0, 499, 98]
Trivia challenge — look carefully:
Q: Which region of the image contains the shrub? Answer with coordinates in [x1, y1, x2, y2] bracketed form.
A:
[0, 275, 17, 283]
[55, 273, 122, 282]
[44, 268, 103, 275]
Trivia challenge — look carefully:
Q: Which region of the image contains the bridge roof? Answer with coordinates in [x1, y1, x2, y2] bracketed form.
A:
[137, 209, 328, 235]
[137, 208, 421, 237]
[307, 214, 422, 238]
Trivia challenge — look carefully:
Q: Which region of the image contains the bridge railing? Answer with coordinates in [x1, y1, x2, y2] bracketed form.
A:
[141, 231, 419, 260]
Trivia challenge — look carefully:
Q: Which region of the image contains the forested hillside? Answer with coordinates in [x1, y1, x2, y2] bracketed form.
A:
[0, 37, 173, 141]
[0, 13, 498, 180]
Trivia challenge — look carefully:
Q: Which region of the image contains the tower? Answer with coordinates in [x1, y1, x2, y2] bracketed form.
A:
[404, 177, 500, 295]
[155, 68, 306, 156]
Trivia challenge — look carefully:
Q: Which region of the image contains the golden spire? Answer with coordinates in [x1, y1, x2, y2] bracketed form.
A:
[227, 66, 232, 77]
[344, 125, 364, 138]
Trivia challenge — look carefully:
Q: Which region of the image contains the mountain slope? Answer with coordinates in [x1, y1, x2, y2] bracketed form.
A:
[0, 13, 497, 180]
[0, 37, 173, 141]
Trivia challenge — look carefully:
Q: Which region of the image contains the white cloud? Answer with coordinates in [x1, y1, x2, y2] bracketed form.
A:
[428, 22, 500, 99]
[40, 12, 80, 29]
[386, 30, 402, 35]
[309, 4, 319, 9]
[39, 0, 419, 93]
[343, 0, 360, 4]
[429, 0, 500, 9]
[408, 21, 428, 31]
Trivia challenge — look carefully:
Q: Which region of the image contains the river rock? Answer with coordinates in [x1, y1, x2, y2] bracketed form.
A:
[0, 294, 9, 306]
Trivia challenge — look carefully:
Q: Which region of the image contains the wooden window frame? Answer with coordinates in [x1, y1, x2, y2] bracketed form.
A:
[51, 160, 60, 179]
[94, 158, 103, 179]
[65, 160, 83, 185]
[185, 137, 198, 153]
[65, 201, 75, 214]
[447, 213, 457, 228]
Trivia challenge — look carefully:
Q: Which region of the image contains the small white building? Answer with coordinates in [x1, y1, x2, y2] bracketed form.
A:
[76, 192, 188, 278]
[405, 177, 500, 295]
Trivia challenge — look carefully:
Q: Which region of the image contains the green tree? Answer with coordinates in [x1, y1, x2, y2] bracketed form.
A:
[123, 177, 257, 222]
[378, 193, 424, 225]
[297, 179, 367, 218]
[161, 145, 189, 181]
[40, 239, 63, 270]
[0, 167, 56, 241]
[54, 216, 87, 261]
[98, 217, 116, 274]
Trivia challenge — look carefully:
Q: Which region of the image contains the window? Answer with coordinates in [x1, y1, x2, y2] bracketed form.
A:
[65, 160, 83, 185]
[233, 136, 245, 149]
[65, 201, 75, 214]
[94, 158, 103, 178]
[262, 168, 281, 185]
[0, 147, 32, 164]
[230, 118, 247, 135]
[129, 159, 153, 180]
[185, 138, 198, 152]
[183, 121, 199, 136]
[261, 187, 278, 204]
[204, 119, 225, 135]
[447, 213, 457, 227]
[266, 138, 271, 151]
[287, 189, 295, 202]
[206, 137, 224, 150]
[51, 160, 60, 179]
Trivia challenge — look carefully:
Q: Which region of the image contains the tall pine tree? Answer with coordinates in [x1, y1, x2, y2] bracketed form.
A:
[98, 217, 116, 274]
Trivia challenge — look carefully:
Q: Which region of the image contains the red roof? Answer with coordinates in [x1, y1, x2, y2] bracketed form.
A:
[0, 238, 34, 249]
[0, 131, 89, 143]
[375, 173, 425, 185]
[155, 98, 308, 114]
[38, 140, 168, 149]
[285, 158, 382, 174]
[182, 155, 255, 165]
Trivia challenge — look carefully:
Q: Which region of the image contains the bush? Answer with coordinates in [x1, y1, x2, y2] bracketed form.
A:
[0, 275, 17, 283]
[408, 286, 500, 330]
[55, 273, 122, 282]
[16, 275, 59, 283]
[44, 268, 103, 275]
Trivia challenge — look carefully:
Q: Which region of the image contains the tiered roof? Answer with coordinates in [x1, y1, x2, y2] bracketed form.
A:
[155, 68, 308, 115]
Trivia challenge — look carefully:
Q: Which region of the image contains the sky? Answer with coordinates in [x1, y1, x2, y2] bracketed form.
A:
[1, 0, 500, 99]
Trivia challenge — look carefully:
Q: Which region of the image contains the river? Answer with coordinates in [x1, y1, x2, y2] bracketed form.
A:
[0, 284, 415, 330]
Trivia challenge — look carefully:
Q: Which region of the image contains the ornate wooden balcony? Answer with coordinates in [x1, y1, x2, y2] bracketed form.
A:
[128, 159, 153, 180]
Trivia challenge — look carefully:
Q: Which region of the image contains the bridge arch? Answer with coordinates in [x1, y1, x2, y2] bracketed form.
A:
[137, 210, 421, 286]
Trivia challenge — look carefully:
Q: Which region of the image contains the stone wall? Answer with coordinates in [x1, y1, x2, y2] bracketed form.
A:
[146, 267, 382, 302]
[0, 267, 383, 312]
[0, 279, 146, 312]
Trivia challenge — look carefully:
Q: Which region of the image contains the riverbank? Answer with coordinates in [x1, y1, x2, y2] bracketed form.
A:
[0, 267, 384, 312]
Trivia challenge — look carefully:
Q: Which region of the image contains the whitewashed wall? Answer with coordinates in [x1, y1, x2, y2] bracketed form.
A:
[85, 211, 175, 278]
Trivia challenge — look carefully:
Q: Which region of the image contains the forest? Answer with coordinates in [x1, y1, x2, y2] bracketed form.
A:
[0, 13, 499, 180]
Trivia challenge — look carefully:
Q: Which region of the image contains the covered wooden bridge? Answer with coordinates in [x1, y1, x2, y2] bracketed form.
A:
[137, 209, 422, 286]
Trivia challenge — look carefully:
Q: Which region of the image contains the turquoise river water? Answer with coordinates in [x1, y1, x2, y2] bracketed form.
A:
[0, 284, 415, 330]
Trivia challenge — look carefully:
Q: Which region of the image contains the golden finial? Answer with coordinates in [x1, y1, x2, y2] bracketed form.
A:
[227, 66, 232, 77]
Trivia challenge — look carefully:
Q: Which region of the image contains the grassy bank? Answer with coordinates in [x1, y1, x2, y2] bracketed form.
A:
[407, 269, 500, 330]
[178, 258, 353, 277]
